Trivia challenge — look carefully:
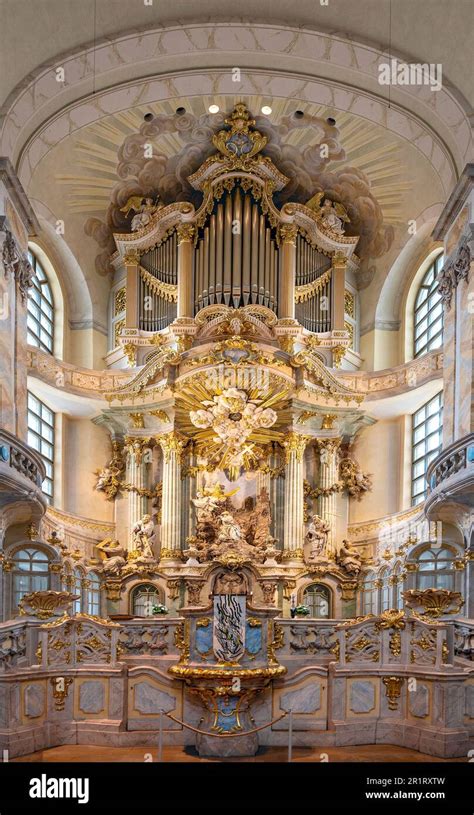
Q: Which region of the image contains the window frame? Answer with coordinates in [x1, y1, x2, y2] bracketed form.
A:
[302, 583, 331, 619]
[27, 392, 55, 503]
[413, 254, 444, 358]
[11, 546, 51, 612]
[27, 250, 54, 354]
[411, 392, 443, 506]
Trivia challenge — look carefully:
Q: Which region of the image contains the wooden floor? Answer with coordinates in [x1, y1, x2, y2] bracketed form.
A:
[13, 744, 465, 763]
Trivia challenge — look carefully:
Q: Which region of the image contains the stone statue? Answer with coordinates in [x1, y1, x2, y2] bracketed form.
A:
[218, 511, 244, 543]
[339, 456, 372, 500]
[119, 195, 163, 231]
[132, 514, 156, 559]
[305, 514, 331, 559]
[96, 539, 127, 576]
[306, 191, 350, 235]
[336, 539, 362, 576]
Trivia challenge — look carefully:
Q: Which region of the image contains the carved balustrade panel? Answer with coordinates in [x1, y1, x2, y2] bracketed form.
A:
[0, 622, 28, 672]
[38, 615, 120, 668]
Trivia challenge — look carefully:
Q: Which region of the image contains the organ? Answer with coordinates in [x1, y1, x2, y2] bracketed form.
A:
[112, 104, 360, 367]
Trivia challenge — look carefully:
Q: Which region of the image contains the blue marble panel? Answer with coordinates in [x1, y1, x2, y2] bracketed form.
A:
[195, 621, 213, 656]
[349, 680, 376, 714]
[215, 697, 239, 732]
[245, 622, 262, 656]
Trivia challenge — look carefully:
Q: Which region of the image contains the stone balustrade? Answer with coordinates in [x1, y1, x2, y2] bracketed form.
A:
[425, 433, 474, 519]
[0, 429, 45, 489]
[36, 614, 121, 669]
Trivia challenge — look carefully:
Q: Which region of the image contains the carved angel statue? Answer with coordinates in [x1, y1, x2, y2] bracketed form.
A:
[339, 456, 372, 500]
[306, 191, 350, 235]
[305, 514, 331, 558]
[336, 539, 362, 576]
[120, 195, 163, 232]
[96, 538, 127, 576]
[217, 510, 244, 543]
[132, 514, 156, 559]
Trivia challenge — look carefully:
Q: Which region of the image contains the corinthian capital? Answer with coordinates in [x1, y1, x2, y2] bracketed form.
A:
[283, 432, 311, 462]
[157, 431, 187, 462]
[279, 224, 298, 246]
[176, 223, 196, 244]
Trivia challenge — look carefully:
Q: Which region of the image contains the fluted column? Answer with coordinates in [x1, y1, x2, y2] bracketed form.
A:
[177, 224, 195, 319]
[124, 249, 140, 329]
[331, 251, 347, 331]
[316, 438, 341, 558]
[282, 432, 310, 561]
[124, 438, 151, 551]
[157, 431, 186, 561]
[278, 224, 298, 320]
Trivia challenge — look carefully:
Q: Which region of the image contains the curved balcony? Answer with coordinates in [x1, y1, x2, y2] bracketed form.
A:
[0, 429, 47, 512]
[425, 433, 474, 520]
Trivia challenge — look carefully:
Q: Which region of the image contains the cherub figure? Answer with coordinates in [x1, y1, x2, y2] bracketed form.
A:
[120, 196, 162, 231]
[306, 191, 350, 234]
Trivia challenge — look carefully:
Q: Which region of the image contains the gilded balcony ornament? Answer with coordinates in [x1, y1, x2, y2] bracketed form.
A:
[403, 588, 464, 619]
[50, 676, 73, 711]
[122, 343, 137, 367]
[375, 610, 406, 631]
[18, 591, 79, 620]
[332, 345, 346, 368]
[382, 676, 404, 710]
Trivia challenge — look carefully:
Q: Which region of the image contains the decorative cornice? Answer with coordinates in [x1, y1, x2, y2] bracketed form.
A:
[432, 163, 474, 240]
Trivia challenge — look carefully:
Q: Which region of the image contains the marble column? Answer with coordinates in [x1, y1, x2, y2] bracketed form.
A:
[282, 432, 310, 561]
[157, 431, 186, 561]
[316, 438, 341, 558]
[124, 249, 140, 329]
[124, 438, 151, 551]
[331, 252, 347, 331]
[177, 224, 195, 319]
[278, 224, 298, 320]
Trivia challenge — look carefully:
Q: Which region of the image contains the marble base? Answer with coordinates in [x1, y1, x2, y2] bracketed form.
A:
[196, 732, 258, 757]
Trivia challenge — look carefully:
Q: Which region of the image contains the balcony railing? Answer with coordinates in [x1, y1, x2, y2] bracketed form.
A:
[0, 429, 46, 488]
[426, 433, 474, 495]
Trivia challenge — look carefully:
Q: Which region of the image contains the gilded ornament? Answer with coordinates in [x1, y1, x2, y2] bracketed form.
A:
[50, 676, 73, 711]
[382, 676, 404, 710]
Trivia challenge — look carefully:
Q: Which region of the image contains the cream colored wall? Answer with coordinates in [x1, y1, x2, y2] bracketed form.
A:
[359, 328, 400, 372]
[349, 418, 404, 523]
[66, 328, 108, 370]
[63, 417, 113, 522]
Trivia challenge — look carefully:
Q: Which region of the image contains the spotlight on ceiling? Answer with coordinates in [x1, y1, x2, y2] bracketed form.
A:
[176, 106, 186, 115]
[143, 113, 154, 122]
[261, 105, 272, 115]
[209, 104, 220, 114]
[326, 116, 336, 126]
[294, 110, 304, 119]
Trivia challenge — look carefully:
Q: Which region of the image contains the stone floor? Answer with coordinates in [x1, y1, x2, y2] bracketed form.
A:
[12, 744, 466, 762]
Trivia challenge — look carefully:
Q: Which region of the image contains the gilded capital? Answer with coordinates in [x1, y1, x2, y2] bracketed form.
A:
[279, 224, 298, 246]
[157, 431, 187, 462]
[123, 249, 141, 266]
[283, 432, 311, 462]
[124, 436, 154, 464]
[332, 251, 348, 270]
[177, 223, 196, 244]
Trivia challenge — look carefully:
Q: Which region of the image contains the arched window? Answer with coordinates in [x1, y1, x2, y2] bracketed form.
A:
[131, 583, 163, 617]
[379, 568, 391, 612]
[72, 568, 83, 614]
[393, 563, 404, 610]
[27, 392, 55, 503]
[12, 547, 50, 611]
[302, 584, 331, 618]
[27, 250, 54, 354]
[416, 547, 456, 591]
[361, 572, 377, 615]
[412, 391, 443, 505]
[86, 572, 101, 616]
[414, 254, 444, 358]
